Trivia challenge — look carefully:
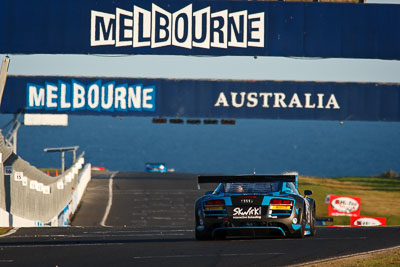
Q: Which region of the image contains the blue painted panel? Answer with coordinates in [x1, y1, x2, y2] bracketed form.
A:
[1, 76, 399, 121]
[0, 1, 399, 59]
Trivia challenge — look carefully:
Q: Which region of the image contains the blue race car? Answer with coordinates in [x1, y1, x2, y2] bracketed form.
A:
[195, 174, 316, 240]
[145, 163, 167, 173]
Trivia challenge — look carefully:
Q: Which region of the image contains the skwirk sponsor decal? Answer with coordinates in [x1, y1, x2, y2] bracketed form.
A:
[233, 207, 261, 219]
[91, 4, 264, 49]
[26, 80, 156, 112]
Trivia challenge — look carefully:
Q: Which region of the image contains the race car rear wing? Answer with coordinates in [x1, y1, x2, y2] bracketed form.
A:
[197, 174, 298, 189]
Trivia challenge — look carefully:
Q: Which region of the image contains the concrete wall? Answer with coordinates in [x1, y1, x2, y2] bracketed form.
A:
[0, 134, 91, 227]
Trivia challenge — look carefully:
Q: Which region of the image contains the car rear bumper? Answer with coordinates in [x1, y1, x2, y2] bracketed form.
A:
[212, 226, 286, 237]
[200, 212, 302, 236]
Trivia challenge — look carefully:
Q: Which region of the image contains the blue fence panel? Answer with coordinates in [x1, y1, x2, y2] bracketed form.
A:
[0, 1, 399, 59]
[1, 76, 399, 121]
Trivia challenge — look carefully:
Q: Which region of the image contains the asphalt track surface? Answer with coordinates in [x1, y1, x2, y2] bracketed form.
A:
[0, 172, 399, 267]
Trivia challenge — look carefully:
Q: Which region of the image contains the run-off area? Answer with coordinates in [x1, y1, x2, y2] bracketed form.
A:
[71, 172, 210, 228]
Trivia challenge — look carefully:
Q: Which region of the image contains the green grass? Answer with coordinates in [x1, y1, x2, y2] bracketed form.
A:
[298, 176, 400, 226]
[313, 248, 400, 267]
[356, 249, 400, 266]
[335, 177, 400, 192]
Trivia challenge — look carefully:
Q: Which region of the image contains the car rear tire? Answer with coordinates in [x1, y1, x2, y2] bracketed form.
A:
[291, 208, 305, 238]
[195, 212, 212, 241]
[309, 205, 316, 237]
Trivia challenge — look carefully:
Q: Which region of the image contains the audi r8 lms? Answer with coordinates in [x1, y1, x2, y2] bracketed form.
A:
[195, 174, 316, 240]
[145, 163, 167, 173]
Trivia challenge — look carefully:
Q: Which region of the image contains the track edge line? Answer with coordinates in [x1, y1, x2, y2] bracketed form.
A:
[100, 171, 118, 227]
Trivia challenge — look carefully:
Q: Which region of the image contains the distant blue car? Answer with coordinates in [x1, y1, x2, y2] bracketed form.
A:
[145, 163, 167, 173]
[195, 174, 316, 240]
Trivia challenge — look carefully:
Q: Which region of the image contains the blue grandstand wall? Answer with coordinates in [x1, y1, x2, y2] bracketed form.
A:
[2, 76, 399, 121]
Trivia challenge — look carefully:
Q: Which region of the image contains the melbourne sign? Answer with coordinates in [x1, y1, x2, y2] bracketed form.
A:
[2, 76, 400, 121]
[1, 1, 400, 59]
[26, 80, 155, 112]
[91, 4, 264, 50]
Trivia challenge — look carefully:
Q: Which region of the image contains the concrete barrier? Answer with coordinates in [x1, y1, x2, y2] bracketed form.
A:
[0, 134, 91, 227]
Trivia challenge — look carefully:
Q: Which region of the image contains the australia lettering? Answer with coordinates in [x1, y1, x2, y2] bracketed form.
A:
[214, 92, 340, 109]
[91, 4, 265, 49]
[26, 80, 156, 112]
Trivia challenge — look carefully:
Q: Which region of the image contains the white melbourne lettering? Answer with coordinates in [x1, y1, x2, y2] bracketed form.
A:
[90, 5, 265, 49]
[26, 80, 156, 112]
[27, 84, 45, 108]
[214, 92, 340, 110]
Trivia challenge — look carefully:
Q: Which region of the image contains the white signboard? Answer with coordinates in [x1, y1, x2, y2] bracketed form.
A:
[30, 180, 38, 190]
[24, 114, 68, 126]
[14, 171, 23, 181]
[22, 176, 28, 186]
[36, 182, 44, 192]
[57, 181, 64, 190]
[43, 186, 51, 194]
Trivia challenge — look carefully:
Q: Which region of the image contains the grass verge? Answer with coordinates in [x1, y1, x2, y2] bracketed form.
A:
[308, 247, 400, 267]
[298, 176, 400, 226]
[298, 175, 400, 265]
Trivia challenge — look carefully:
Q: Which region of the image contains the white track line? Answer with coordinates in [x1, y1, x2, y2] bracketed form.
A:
[100, 172, 118, 227]
[133, 252, 284, 260]
[0, 243, 125, 248]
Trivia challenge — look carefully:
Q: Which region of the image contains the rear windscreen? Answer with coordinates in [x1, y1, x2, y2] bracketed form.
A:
[222, 182, 282, 194]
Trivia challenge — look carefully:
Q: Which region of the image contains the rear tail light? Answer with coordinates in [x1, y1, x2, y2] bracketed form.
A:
[204, 199, 225, 206]
[270, 199, 293, 210]
[204, 199, 225, 210]
[270, 199, 293, 205]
